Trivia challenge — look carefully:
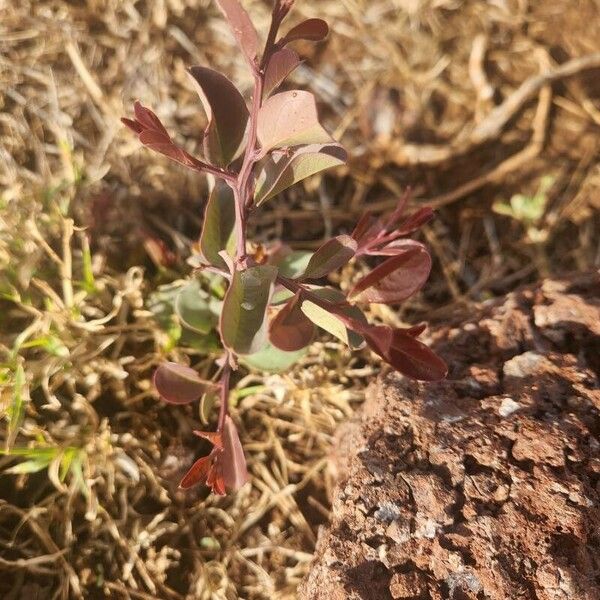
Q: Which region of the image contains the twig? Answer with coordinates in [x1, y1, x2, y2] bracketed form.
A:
[61, 218, 74, 309]
[468, 34, 494, 121]
[427, 80, 552, 209]
[65, 41, 104, 106]
[389, 52, 600, 166]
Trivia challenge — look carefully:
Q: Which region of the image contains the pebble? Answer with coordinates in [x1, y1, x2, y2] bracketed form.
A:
[503, 351, 546, 378]
[499, 397, 521, 417]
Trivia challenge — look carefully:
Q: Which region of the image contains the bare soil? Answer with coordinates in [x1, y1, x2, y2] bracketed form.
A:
[300, 273, 600, 600]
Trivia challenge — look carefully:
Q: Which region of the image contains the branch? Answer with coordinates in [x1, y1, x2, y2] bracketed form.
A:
[229, 6, 287, 264]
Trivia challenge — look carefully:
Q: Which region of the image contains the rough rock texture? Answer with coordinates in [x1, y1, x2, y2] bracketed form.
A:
[300, 274, 600, 600]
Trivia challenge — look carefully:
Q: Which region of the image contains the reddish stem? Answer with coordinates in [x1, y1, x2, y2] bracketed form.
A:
[183, 150, 237, 183]
[219, 7, 287, 423]
[217, 360, 231, 431]
[230, 19, 273, 262]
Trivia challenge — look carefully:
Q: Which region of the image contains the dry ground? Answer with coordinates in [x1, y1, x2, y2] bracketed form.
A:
[301, 273, 600, 600]
[0, 0, 599, 598]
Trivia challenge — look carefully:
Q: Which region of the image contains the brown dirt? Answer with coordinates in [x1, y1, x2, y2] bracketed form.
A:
[300, 273, 600, 600]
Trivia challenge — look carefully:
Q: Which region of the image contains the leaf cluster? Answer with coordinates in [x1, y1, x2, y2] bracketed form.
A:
[123, 0, 447, 495]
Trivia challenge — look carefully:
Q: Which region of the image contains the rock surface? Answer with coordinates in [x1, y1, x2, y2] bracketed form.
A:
[300, 274, 600, 600]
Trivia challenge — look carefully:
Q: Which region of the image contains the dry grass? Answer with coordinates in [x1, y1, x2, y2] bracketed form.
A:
[1, 0, 599, 598]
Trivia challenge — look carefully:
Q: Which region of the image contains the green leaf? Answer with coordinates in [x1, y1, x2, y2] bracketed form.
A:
[255, 143, 346, 205]
[148, 281, 221, 352]
[147, 283, 180, 326]
[1, 445, 59, 475]
[59, 447, 79, 482]
[301, 235, 356, 280]
[5, 456, 53, 475]
[270, 286, 295, 306]
[241, 342, 307, 373]
[200, 537, 221, 550]
[175, 280, 216, 334]
[199, 389, 219, 426]
[81, 235, 97, 294]
[511, 194, 546, 222]
[220, 266, 278, 355]
[199, 182, 237, 270]
[187, 66, 249, 166]
[493, 176, 553, 225]
[6, 363, 28, 449]
[21, 335, 69, 358]
[70, 454, 88, 496]
[491, 200, 514, 218]
[300, 288, 366, 349]
[257, 91, 334, 152]
[275, 250, 313, 278]
[179, 329, 221, 353]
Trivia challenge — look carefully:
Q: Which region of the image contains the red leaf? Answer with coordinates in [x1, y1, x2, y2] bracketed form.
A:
[121, 117, 143, 134]
[187, 66, 249, 166]
[139, 139, 189, 165]
[351, 212, 380, 244]
[257, 90, 333, 151]
[254, 143, 346, 205]
[215, 0, 259, 64]
[382, 190, 410, 230]
[221, 416, 248, 491]
[366, 238, 425, 257]
[283, 18, 329, 43]
[153, 362, 215, 404]
[301, 234, 357, 280]
[180, 456, 211, 489]
[138, 129, 171, 146]
[206, 463, 226, 495]
[363, 325, 447, 381]
[269, 291, 315, 351]
[263, 48, 301, 98]
[123, 102, 203, 170]
[396, 207, 435, 236]
[199, 181, 237, 270]
[351, 191, 434, 254]
[349, 245, 431, 304]
[193, 429, 224, 450]
[133, 100, 169, 136]
[404, 322, 427, 337]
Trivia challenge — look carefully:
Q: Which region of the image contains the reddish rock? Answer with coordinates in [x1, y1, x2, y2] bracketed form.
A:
[300, 274, 600, 600]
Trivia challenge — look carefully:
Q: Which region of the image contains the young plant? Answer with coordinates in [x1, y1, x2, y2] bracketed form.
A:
[493, 175, 553, 243]
[122, 0, 447, 495]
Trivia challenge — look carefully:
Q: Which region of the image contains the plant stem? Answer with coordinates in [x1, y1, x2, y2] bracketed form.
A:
[229, 4, 286, 265]
[218, 361, 231, 431]
[230, 60, 264, 264]
[231, 185, 247, 261]
[181, 148, 236, 183]
[218, 9, 286, 424]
